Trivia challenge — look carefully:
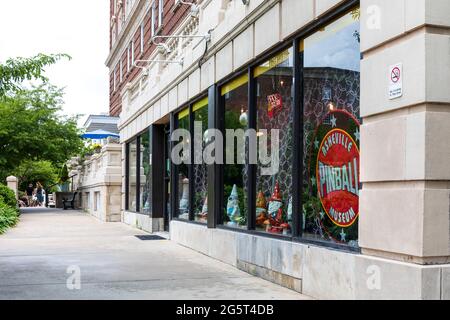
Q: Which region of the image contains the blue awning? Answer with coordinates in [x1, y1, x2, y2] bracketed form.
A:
[81, 129, 120, 139]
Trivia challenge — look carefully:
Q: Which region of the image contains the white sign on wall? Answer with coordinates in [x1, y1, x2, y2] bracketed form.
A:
[389, 63, 403, 100]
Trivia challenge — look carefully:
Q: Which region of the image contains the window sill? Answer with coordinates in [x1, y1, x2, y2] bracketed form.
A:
[172, 218, 208, 227]
[214, 225, 361, 254]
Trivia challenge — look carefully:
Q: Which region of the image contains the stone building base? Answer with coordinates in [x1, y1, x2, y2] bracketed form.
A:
[170, 221, 450, 300]
[80, 185, 121, 222]
[122, 211, 164, 233]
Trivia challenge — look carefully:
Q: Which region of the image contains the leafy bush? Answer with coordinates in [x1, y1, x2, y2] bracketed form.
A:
[0, 202, 19, 234]
[59, 163, 69, 183]
[13, 160, 59, 191]
[0, 183, 17, 208]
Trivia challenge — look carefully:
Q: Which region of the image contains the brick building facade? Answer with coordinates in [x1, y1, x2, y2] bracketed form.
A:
[107, 0, 190, 116]
[102, 0, 450, 300]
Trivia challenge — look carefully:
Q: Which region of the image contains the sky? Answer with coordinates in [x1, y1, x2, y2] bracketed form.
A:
[304, 16, 360, 72]
[0, 0, 110, 126]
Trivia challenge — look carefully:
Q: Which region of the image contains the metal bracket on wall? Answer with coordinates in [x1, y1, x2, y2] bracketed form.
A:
[150, 32, 212, 48]
[174, 0, 200, 16]
[134, 58, 185, 75]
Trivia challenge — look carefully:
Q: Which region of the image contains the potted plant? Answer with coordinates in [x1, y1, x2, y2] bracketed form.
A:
[59, 164, 70, 191]
[92, 143, 102, 154]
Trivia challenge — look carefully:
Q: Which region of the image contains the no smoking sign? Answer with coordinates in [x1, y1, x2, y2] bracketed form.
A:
[389, 63, 403, 99]
[391, 67, 401, 83]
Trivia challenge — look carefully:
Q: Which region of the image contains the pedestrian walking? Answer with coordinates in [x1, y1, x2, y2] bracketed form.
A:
[36, 182, 44, 207]
[25, 183, 34, 207]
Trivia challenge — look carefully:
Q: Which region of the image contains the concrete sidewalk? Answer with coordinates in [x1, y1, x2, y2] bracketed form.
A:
[0, 208, 310, 300]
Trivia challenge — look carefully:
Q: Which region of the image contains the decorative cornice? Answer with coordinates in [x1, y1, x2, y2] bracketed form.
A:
[118, 0, 280, 130]
[106, 0, 148, 67]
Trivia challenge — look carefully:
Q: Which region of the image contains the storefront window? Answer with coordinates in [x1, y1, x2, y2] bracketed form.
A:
[221, 74, 249, 229]
[302, 9, 361, 246]
[176, 108, 190, 220]
[254, 48, 294, 236]
[192, 98, 208, 223]
[140, 130, 152, 214]
[127, 139, 137, 212]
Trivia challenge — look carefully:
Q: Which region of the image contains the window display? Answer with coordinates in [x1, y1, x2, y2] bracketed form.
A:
[192, 98, 208, 223]
[127, 139, 137, 212]
[254, 48, 294, 235]
[123, 6, 361, 251]
[221, 74, 249, 229]
[302, 9, 361, 246]
[140, 130, 152, 214]
[176, 108, 190, 220]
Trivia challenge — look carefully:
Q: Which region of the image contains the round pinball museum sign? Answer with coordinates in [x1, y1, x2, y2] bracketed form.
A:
[316, 128, 360, 228]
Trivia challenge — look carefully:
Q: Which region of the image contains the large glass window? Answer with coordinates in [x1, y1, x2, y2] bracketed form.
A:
[192, 98, 208, 223]
[254, 48, 294, 236]
[127, 139, 137, 212]
[140, 130, 152, 214]
[176, 108, 190, 220]
[163, 6, 360, 250]
[221, 75, 249, 229]
[302, 9, 361, 247]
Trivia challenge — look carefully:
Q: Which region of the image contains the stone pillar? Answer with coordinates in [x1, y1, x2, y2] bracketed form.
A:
[359, 0, 450, 264]
[6, 176, 18, 200]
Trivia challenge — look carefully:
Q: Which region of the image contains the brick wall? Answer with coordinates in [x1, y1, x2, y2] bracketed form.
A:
[109, 0, 190, 117]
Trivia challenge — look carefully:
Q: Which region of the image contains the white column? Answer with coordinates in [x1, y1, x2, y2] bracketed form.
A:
[6, 176, 18, 200]
[359, 0, 450, 264]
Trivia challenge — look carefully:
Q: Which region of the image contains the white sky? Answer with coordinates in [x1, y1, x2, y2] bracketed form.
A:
[0, 0, 110, 126]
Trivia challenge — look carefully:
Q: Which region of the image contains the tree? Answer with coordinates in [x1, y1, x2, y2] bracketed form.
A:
[0, 83, 83, 182]
[0, 54, 70, 98]
[13, 160, 59, 191]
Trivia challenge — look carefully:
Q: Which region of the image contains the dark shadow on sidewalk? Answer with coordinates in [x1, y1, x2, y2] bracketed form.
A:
[20, 207, 66, 214]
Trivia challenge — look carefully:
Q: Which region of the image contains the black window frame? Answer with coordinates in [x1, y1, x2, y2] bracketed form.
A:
[125, 137, 139, 213]
[165, 0, 361, 252]
[138, 128, 152, 215]
[125, 129, 151, 214]
[172, 96, 209, 224]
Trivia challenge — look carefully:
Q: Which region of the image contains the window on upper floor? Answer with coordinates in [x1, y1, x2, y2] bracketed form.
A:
[113, 69, 117, 92]
[125, 0, 136, 19]
[120, 59, 123, 82]
[150, 0, 164, 38]
[131, 40, 135, 66]
[158, 0, 163, 29]
[127, 46, 130, 73]
[140, 23, 144, 53]
[117, 1, 125, 33]
[112, 27, 117, 45]
[151, 1, 156, 37]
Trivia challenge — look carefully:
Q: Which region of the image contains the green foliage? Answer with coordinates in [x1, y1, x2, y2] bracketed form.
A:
[0, 183, 17, 208]
[78, 142, 103, 161]
[0, 183, 18, 234]
[0, 201, 19, 234]
[0, 53, 71, 97]
[0, 84, 83, 181]
[13, 160, 59, 191]
[59, 163, 69, 183]
[351, 7, 361, 20]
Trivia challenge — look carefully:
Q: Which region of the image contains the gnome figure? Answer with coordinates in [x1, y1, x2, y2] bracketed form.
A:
[256, 191, 268, 227]
[287, 196, 293, 223]
[226, 184, 241, 226]
[179, 176, 190, 219]
[200, 196, 208, 220]
[266, 182, 284, 233]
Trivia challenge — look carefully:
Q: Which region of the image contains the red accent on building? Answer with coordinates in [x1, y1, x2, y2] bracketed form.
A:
[108, 0, 190, 117]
